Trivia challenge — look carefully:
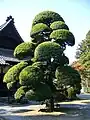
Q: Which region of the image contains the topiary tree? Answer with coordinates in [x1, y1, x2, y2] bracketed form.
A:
[3, 10, 81, 112]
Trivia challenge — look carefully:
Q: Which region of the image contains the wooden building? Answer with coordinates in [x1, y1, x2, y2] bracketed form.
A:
[0, 16, 24, 96]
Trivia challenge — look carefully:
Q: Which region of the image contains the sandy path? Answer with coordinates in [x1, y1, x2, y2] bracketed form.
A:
[12, 99, 90, 116]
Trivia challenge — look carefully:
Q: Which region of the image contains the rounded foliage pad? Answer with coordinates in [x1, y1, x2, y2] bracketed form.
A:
[19, 65, 44, 86]
[34, 41, 63, 61]
[30, 23, 51, 37]
[32, 11, 64, 26]
[3, 61, 28, 83]
[50, 21, 69, 30]
[14, 42, 36, 59]
[50, 29, 75, 46]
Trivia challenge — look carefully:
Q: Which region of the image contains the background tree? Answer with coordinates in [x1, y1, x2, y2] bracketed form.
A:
[75, 30, 90, 92]
[72, 61, 90, 93]
[3, 11, 81, 111]
[76, 30, 90, 69]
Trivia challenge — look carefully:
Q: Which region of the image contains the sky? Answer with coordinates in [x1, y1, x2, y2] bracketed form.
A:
[0, 0, 90, 64]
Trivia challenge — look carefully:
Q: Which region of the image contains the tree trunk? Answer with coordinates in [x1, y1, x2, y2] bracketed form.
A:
[86, 78, 89, 93]
[49, 96, 54, 112]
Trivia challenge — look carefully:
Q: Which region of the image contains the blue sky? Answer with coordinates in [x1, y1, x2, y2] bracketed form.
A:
[0, 0, 90, 64]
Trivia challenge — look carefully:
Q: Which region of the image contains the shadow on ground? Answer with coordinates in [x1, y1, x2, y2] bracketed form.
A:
[1, 94, 90, 120]
[1, 104, 90, 120]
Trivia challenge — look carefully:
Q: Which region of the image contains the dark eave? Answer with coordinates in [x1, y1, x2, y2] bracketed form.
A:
[0, 48, 20, 65]
[0, 48, 31, 65]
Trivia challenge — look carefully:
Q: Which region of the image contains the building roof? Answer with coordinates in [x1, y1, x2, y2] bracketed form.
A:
[0, 16, 24, 50]
[0, 48, 31, 65]
[0, 16, 31, 65]
[0, 48, 20, 65]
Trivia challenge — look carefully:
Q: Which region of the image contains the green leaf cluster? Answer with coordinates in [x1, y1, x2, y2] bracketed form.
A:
[25, 83, 52, 101]
[32, 11, 64, 26]
[14, 42, 36, 59]
[30, 23, 51, 37]
[67, 87, 76, 99]
[3, 61, 28, 83]
[50, 21, 69, 30]
[14, 86, 28, 100]
[33, 41, 63, 61]
[7, 82, 15, 90]
[19, 65, 44, 87]
[31, 10, 75, 48]
[76, 30, 90, 69]
[50, 29, 75, 46]
[55, 66, 81, 87]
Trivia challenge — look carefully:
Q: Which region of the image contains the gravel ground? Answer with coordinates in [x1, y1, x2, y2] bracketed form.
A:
[0, 93, 90, 120]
